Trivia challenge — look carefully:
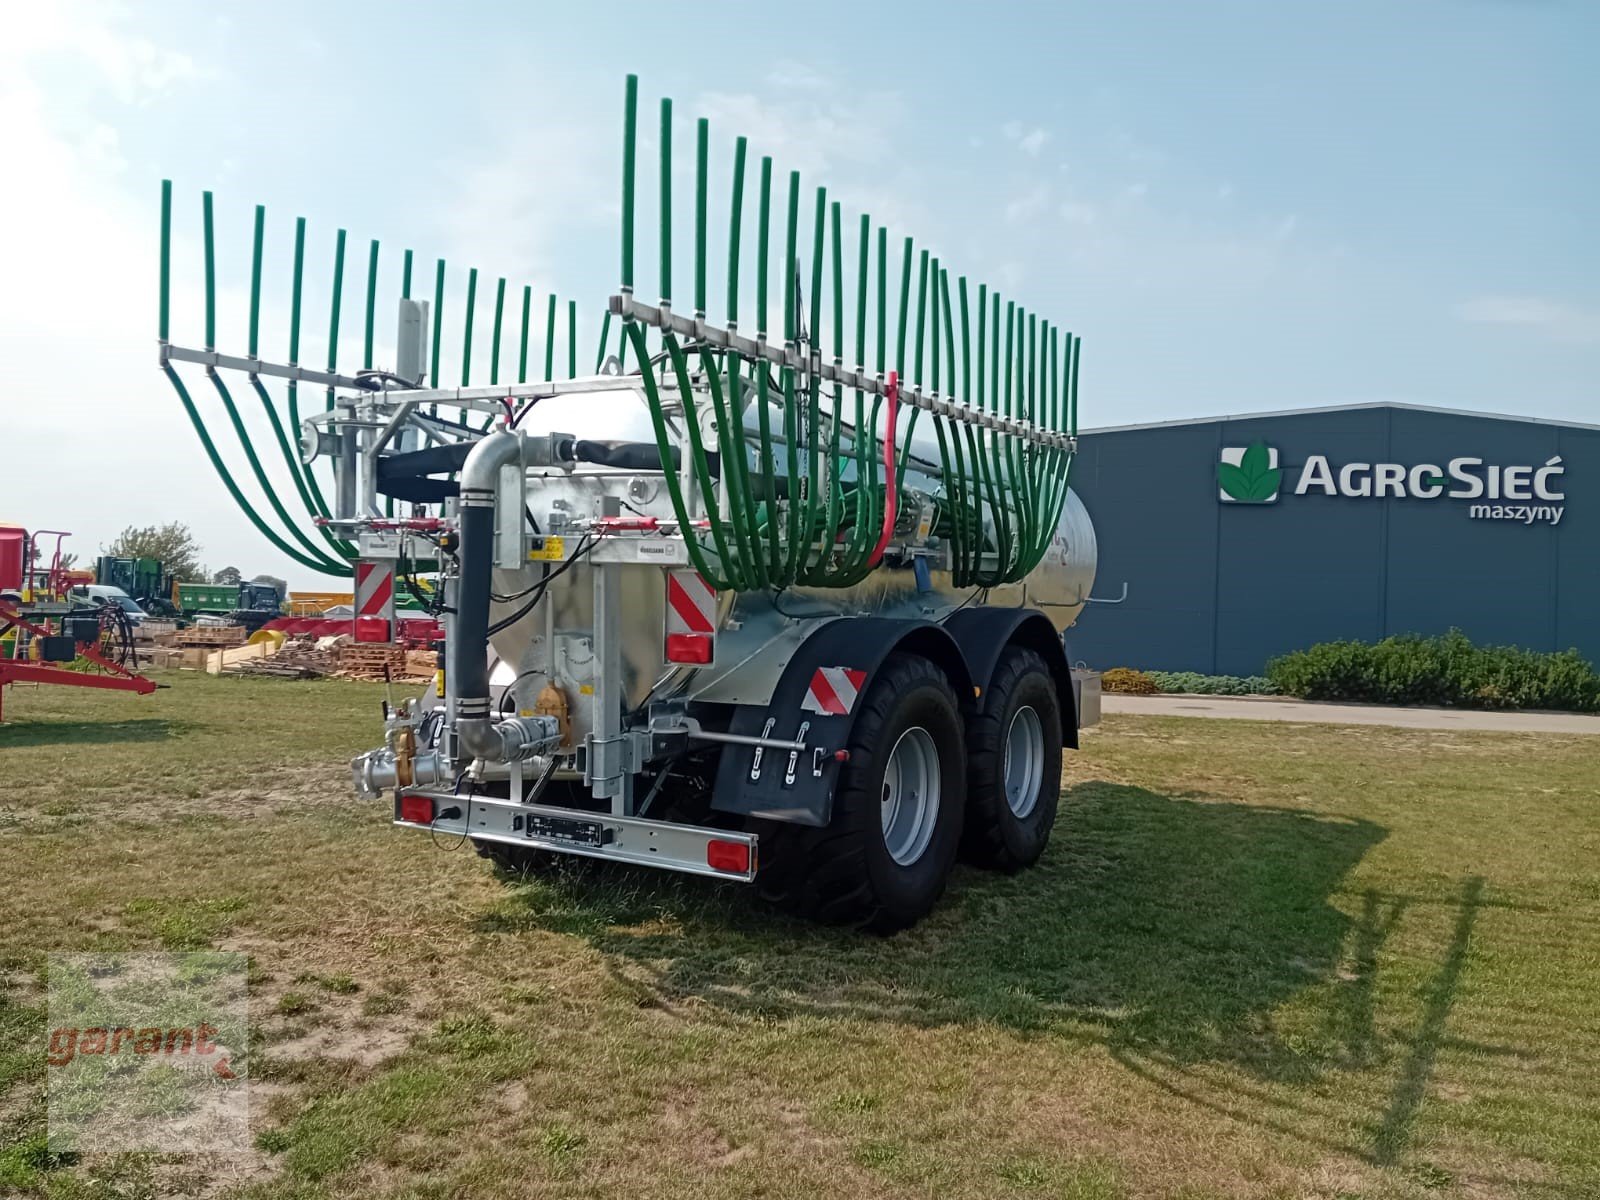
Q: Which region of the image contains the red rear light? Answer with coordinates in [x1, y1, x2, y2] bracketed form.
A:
[399, 794, 434, 824]
[706, 838, 751, 874]
[665, 633, 714, 664]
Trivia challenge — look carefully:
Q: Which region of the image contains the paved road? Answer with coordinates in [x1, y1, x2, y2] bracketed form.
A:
[1100, 693, 1600, 735]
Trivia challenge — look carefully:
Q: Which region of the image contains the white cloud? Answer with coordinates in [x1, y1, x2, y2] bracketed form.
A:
[685, 77, 927, 243]
[438, 115, 615, 286]
[766, 61, 830, 92]
[1004, 185, 1050, 224]
[4, 1, 209, 105]
[1059, 201, 1096, 226]
[1456, 295, 1600, 345]
[1002, 121, 1050, 157]
[0, 2, 324, 587]
[693, 85, 903, 184]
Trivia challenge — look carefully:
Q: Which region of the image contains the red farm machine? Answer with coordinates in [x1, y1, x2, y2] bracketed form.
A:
[0, 524, 157, 723]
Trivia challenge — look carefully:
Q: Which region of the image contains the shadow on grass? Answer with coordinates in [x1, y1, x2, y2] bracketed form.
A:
[477, 782, 1388, 1083]
[1370, 874, 1484, 1165]
[0, 718, 172, 748]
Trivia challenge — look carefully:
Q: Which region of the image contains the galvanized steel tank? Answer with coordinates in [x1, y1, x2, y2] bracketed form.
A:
[488, 380, 1097, 721]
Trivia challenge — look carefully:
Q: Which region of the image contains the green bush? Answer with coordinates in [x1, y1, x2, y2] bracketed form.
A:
[1146, 671, 1277, 696]
[1267, 630, 1600, 712]
[1101, 667, 1159, 695]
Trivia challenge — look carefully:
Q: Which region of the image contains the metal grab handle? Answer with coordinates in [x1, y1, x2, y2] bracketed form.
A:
[1036, 580, 1128, 608]
[1085, 581, 1128, 605]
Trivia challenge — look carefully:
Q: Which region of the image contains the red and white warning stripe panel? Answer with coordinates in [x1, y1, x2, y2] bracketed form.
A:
[355, 560, 395, 619]
[801, 666, 867, 716]
[665, 571, 717, 635]
[663, 570, 717, 664]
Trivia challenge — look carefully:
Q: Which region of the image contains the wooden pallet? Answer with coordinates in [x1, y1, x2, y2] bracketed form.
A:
[333, 642, 409, 680]
[235, 660, 323, 679]
[171, 626, 247, 648]
[276, 648, 336, 670]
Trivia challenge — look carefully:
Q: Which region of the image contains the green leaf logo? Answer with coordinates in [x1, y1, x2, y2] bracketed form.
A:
[1218, 442, 1282, 503]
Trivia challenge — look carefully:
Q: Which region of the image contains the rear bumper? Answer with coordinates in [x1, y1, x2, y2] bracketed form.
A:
[392, 788, 759, 882]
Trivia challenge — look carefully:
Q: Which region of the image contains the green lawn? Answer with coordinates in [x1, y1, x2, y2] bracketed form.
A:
[1, 672, 1597, 1198]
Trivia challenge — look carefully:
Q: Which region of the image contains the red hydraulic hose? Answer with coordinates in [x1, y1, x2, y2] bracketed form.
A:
[867, 370, 899, 568]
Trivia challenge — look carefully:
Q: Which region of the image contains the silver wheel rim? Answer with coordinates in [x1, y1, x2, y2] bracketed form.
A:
[1004, 705, 1044, 818]
[881, 726, 941, 866]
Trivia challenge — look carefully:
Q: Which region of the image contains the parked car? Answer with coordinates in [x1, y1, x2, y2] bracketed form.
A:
[68, 584, 147, 627]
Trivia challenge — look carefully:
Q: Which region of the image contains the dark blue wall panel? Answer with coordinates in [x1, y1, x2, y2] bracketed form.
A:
[1069, 406, 1599, 674]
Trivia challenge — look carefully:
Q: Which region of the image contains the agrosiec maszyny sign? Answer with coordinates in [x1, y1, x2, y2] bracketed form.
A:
[1217, 442, 1567, 526]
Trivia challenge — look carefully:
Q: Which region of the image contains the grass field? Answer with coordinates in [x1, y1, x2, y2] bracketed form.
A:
[1, 672, 1597, 1199]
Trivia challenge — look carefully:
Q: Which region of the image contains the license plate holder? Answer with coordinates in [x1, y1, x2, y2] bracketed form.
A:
[524, 813, 610, 848]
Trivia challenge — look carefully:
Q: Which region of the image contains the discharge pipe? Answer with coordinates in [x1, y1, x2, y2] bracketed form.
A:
[451, 429, 572, 764]
[452, 431, 528, 763]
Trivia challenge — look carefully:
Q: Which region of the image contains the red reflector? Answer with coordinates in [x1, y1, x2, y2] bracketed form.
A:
[665, 633, 714, 664]
[706, 839, 751, 874]
[399, 794, 434, 824]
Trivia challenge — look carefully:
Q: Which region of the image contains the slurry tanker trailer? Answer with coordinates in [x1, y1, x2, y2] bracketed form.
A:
[158, 77, 1100, 929]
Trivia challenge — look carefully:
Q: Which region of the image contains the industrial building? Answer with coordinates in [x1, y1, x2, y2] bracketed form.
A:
[1067, 403, 1599, 676]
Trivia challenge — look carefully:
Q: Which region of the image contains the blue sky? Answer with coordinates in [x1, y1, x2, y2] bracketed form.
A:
[3, 0, 1594, 585]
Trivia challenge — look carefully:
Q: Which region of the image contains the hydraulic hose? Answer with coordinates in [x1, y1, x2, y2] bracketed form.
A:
[867, 371, 900, 569]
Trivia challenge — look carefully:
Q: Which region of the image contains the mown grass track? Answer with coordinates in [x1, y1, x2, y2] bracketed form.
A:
[1, 673, 1596, 1198]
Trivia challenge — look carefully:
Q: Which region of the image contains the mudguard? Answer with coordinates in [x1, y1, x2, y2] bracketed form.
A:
[941, 607, 1079, 748]
[707, 618, 973, 828]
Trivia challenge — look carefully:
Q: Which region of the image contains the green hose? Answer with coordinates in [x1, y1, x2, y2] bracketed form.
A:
[659, 97, 673, 307]
[430, 259, 445, 390]
[166, 366, 346, 576]
[544, 294, 556, 381]
[753, 157, 781, 579]
[490, 277, 506, 384]
[250, 375, 353, 560]
[363, 239, 379, 370]
[325, 228, 345, 413]
[462, 267, 477, 386]
[727, 137, 746, 328]
[207, 368, 348, 571]
[779, 171, 804, 582]
[196, 191, 347, 572]
[603, 76, 1080, 593]
[518, 285, 532, 382]
[626, 324, 728, 588]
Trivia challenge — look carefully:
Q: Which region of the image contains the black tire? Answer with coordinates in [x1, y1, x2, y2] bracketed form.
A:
[961, 646, 1062, 871]
[473, 840, 597, 878]
[759, 653, 966, 933]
